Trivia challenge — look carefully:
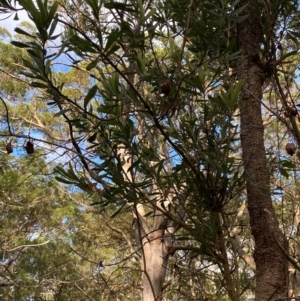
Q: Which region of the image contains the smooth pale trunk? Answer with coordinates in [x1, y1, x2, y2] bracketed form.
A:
[141, 229, 169, 301]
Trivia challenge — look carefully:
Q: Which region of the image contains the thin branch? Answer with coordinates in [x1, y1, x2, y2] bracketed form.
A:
[6, 240, 50, 251]
[0, 96, 12, 134]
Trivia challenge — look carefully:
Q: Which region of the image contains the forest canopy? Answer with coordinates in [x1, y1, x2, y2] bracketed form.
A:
[0, 0, 300, 300]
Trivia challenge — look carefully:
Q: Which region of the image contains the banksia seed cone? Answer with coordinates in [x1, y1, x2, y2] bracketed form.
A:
[160, 82, 171, 97]
[285, 142, 296, 156]
[6, 142, 13, 154]
[285, 107, 298, 117]
[25, 141, 34, 154]
[291, 108, 298, 116]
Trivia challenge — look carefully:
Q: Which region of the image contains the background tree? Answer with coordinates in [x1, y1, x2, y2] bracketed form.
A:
[0, 0, 300, 300]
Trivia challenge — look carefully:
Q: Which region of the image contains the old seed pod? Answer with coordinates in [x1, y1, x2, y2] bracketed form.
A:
[290, 108, 298, 116]
[5, 142, 13, 154]
[24, 141, 34, 154]
[285, 107, 298, 117]
[160, 82, 171, 97]
[285, 142, 296, 156]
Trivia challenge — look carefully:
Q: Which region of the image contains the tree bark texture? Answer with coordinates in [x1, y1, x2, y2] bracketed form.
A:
[237, 1, 288, 300]
[139, 227, 170, 301]
[118, 144, 170, 301]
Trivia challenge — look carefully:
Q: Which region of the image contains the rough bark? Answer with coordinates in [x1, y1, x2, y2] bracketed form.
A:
[237, 1, 288, 300]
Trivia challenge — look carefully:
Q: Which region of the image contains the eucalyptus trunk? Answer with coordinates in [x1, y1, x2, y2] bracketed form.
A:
[237, 0, 288, 300]
[137, 224, 170, 301]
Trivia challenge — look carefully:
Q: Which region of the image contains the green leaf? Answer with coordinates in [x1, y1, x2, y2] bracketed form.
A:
[111, 201, 127, 218]
[36, 0, 48, 22]
[14, 27, 36, 38]
[281, 160, 295, 169]
[105, 44, 120, 57]
[68, 162, 79, 180]
[281, 50, 298, 61]
[87, 132, 98, 143]
[86, 58, 99, 71]
[96, 27, 103, 47]
[279, 168, 289, 179]
[18, 0, 43, 28]
[143, 211, 154, 217]
[20, 70, 45, 80]
[48, 33, 61, 41]
[11, 41, 29, 48]
[55, 177, 74, 184]
[86, 0, 100, 20]
[84, 85, 98, 109]
[144, 7, 156, 21]
[104, 2, 136, 12]
[104, 29, 123, 53]
[54, 165, 79, 181]
[70, 34, 98, 53]
[31, 81, 48, 89]
[136, 52, 145, 74]
[48, 13, 59, 38]
[229, 80, 243, 109]
[48, 1, 59, 22]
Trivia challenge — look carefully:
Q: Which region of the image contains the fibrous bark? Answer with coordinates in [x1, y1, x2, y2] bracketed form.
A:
[237, 1, 288, 300]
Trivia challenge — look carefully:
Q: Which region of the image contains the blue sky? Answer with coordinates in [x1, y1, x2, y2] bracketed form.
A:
[0, 10, 30, 34]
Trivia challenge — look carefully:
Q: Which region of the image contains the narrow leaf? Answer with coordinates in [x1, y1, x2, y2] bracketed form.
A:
[111, 201, 127, 218]
[84, 85, 98, 108]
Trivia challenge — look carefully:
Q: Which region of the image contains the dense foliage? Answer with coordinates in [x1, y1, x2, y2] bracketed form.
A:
[0, 0, 300, 300]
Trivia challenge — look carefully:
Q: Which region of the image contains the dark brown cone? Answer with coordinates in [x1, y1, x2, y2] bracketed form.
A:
[6, 142, 13, 154]
[285, 142, 296, 156]
[25, 141, 34, 154]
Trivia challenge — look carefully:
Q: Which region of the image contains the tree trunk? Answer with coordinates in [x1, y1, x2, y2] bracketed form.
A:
[140, 228, 169, 301]
[237, 1, 288, 300]
[118, 143, 170, 301]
